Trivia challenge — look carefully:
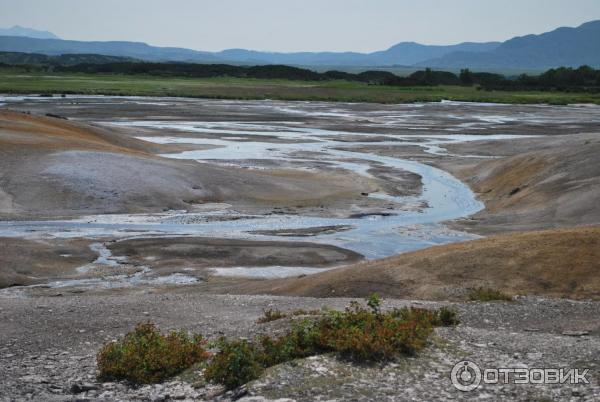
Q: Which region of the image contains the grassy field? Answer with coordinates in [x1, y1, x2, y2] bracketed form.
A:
[1, 70, 600, 104]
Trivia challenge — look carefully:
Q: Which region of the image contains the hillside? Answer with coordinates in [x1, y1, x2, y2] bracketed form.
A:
[421, 20, 600, 69]
[454, 135, 600, 234]
[233, 226, 600, 301]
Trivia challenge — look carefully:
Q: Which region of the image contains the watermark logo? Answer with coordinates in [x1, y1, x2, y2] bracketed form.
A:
[451, 360, 482, 391]
[451, 360, 590, 392]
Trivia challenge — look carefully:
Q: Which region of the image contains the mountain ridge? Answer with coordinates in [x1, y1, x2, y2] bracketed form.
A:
[419, 20, 600, 69]
[0, 25, 59, 40]
[0, 20, 598, 69]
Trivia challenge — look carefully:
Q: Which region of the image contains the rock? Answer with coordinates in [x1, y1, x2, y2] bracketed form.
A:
[70, 382, 99, 394]
[562, 330, 589, 337]
[19, 375, 49, 384]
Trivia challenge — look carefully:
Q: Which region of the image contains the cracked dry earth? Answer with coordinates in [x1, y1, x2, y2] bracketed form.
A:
[0, 293, 598, 401]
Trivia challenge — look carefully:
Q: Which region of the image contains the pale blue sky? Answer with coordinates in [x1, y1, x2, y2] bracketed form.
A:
[1, 0, 599, 52]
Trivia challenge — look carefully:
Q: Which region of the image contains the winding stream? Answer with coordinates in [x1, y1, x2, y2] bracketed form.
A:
[5, 95, 584, 281]
[0, 120, 524, 259]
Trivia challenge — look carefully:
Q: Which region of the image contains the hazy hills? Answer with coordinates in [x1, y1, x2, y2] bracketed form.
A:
[213, 42, 500, 66]
[0, 35, 500, 67]
[0, 20, 598, 70]
[0, 52, 135, 65]
[0, 36, 220, 63]
[0, 25, 59, 40]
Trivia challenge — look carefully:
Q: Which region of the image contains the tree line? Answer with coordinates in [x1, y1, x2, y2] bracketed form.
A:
[1, 51, 599, 92]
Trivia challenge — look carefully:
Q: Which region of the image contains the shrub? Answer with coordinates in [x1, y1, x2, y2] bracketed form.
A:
[257, 309, 287, 324]
[103, 297, 456, 389]
[203, 338, 264, 390]
[468, 287, 513, 302]
[262, 301, 444, 365]
[97, 323, 210, 384]
[257, 308, 322, 324]
[290, 309, 321, 317]
[435, 306, 460, 327]
[366, 293, 382, 314]
[319, 303, 435, 360]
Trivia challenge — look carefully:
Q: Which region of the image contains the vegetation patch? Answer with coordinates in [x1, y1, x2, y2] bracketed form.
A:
[97, 323, 210, 384]
[257, 308, 321, 324]
[2, 69, 600, 105]
[207, 295, 459, 389]
[203, 338, 263, 391]
[97, 297, 460, 390]
[468, 287, 513, 302]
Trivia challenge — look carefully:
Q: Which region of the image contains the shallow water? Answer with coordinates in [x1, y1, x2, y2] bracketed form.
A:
[4, 95, 597, 280]
[0, 116, 500, 259]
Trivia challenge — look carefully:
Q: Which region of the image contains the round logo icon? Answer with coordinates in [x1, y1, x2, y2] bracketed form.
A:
[451, 360, 482, 391]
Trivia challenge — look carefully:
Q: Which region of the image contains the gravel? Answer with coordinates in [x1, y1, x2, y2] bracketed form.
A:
[0, 293, 598, 401]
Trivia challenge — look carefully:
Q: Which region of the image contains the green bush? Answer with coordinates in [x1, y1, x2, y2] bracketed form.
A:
[468, 287, 513, 302]
[97, 323, 210, 384]
[319, 303, 434, 360]
[203, 338, 264, 390]
[98, 297, 458, 389]
[435, 306, 460, 327]
[206, 299, 445, 389]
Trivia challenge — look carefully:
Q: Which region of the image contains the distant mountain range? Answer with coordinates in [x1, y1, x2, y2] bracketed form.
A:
[0, 36, 219, 64]
[0, 25, 59, 40]
[0, 35, 500, 67]
[0, 51, 134, 65]
[212, 42, 501, 67]
[0, 20, 598, 70]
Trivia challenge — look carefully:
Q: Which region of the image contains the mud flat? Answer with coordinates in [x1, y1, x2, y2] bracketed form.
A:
[1, 96, 599, 287]
[0, 235, 362, 290]
[1, 96, 600, 400]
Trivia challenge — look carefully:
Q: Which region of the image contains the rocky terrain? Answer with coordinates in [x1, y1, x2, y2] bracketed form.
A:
[0, 294, 598, 401]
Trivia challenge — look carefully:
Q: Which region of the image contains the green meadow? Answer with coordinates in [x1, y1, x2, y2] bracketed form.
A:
[1, 70, 599, 105]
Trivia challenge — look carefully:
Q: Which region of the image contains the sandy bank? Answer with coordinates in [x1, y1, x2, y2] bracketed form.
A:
[0, 110, 383, 219]
[0, 236, 362, 289]
[451, 135, 600, 234]
[226, 225, 600, 300]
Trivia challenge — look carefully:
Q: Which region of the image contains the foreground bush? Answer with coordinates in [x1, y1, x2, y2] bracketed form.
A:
[97, 323, 210, 384]
[97, 298, 460, 389]
[205, 297, 459, 389]
[203, 338, 263, 390]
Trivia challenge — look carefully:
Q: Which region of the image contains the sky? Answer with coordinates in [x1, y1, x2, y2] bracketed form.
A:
[1, 0, 599, 53]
